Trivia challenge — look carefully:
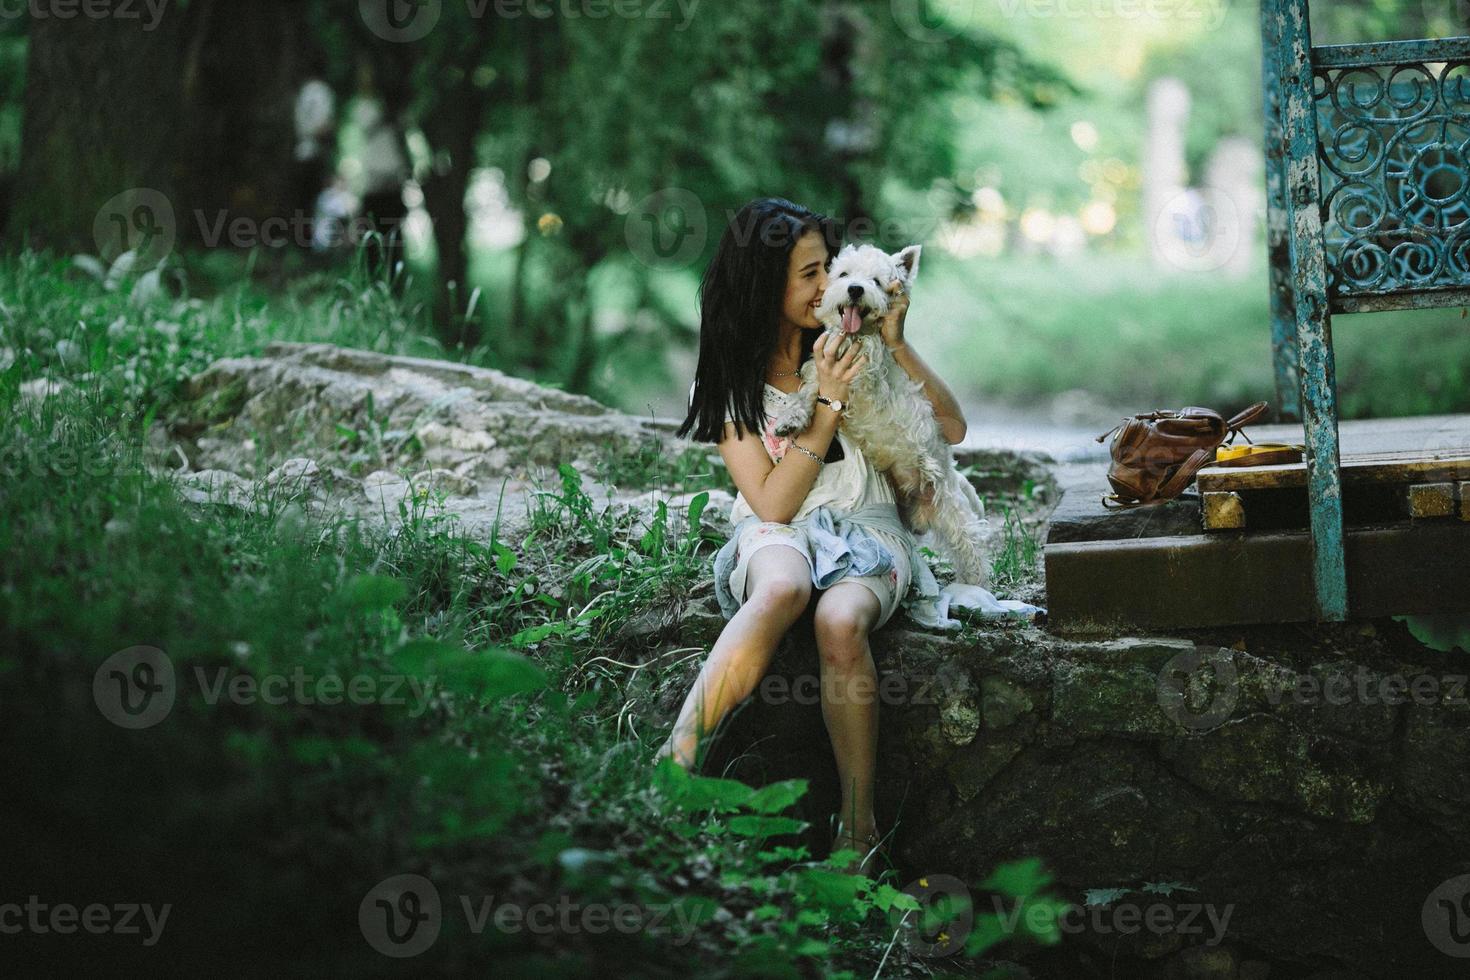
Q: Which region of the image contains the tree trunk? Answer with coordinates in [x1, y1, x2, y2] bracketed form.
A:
[175, 0, 314, 255]
[420, 81, 488, 350]
[8, 0, 315, 263]
[9, 12, 186, 256]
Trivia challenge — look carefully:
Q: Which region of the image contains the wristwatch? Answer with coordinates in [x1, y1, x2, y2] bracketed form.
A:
[815, 394, 846, 415]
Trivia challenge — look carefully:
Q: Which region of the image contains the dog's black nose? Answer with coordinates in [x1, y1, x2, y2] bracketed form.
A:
[847, 284, 864, 301]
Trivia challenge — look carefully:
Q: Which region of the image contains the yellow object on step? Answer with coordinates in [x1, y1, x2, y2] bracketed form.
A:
[1214, 443, 1306, 466]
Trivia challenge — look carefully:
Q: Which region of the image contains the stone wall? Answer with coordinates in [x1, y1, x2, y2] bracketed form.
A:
[666, 602, 1469, 978]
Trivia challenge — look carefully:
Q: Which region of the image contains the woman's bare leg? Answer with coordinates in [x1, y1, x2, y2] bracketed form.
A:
[656, 544, 812, 769]
[812, 581, 883, 843]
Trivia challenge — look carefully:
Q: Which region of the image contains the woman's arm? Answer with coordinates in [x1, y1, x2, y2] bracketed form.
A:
[887, 342, 967, 444]
[718, 406, 841, 525]
[878, 282, 967, 445]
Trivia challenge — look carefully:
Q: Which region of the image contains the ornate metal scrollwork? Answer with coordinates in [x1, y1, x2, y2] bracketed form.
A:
[1314, 60, 1470, 297]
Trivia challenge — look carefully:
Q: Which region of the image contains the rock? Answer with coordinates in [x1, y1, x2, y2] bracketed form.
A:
[409, 469, 478, 497]
[939, 674, 982, 745]
[163, 342, 730, 539]
[266, 457, 322, 487]
[953, 445, 1057, 498]
[1154, 943, 1239, 980]
[980, 675, 1033, 729]
[362, 470, 411, 510]
[174, 469, 255, 510]
[414, 421, 497, 453]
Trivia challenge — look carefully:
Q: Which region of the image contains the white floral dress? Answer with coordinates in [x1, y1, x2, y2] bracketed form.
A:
[712, 381, 913, 629]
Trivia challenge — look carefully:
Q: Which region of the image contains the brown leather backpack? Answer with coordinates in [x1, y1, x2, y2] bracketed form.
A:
[1094, 402, 1269, 509]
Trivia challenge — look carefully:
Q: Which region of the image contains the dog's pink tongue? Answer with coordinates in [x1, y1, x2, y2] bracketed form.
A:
[841, 306, 862, 334]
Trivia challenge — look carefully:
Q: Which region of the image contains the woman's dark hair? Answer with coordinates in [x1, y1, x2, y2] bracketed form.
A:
[676, 198, 842, 444]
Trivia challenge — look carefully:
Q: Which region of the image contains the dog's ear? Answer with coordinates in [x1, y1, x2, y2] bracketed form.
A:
[894, 244, 921, 283]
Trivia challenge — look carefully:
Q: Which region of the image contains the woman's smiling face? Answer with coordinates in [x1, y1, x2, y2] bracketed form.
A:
[781, 229, 831, 331]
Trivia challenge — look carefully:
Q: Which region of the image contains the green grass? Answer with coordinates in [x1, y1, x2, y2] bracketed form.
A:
[988, 502, 1044, 594]
[0, 247, 1066, 975]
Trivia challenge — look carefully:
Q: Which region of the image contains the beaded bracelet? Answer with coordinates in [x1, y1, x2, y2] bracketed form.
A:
[783, 443, 824, 466]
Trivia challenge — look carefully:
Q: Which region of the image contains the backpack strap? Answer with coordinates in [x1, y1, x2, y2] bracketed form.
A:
[1226, 400, 1268, 431]
[1155, 446, 1216, 501]
[1101, 492, 1147, 509]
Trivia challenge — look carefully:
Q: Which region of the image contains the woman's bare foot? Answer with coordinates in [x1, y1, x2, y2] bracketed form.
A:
[654, 733, 696, 771]
[831, 820, 885, 877]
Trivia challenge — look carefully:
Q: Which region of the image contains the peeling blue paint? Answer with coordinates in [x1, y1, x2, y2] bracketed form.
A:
[1260, 0, 1470, 622]
[1264, 0, 1348, 621]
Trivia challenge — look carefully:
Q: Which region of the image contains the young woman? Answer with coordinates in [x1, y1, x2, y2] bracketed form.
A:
[659, 197, 969, 871]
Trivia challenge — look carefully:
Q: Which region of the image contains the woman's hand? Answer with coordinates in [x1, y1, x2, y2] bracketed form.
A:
[813, 331, 866, 404]
[878, 281, 910, 351]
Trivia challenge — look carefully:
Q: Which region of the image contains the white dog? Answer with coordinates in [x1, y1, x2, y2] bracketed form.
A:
[771, 242, 992, 585]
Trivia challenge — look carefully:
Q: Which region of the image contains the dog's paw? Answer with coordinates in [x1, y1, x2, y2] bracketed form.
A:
[772, 410, 810, 437]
